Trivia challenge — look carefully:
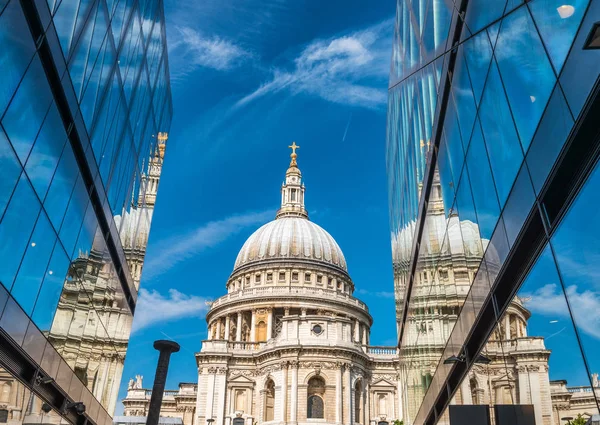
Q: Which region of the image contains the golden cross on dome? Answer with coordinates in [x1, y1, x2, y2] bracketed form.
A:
[289, 141, 300, 155]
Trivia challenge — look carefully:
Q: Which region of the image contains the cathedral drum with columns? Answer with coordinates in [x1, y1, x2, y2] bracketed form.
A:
[196, 145, 401, 425]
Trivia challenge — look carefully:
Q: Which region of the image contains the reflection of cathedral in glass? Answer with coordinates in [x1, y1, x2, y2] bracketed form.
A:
[0, 136, 168, 424]
[47, 136, 167, 414]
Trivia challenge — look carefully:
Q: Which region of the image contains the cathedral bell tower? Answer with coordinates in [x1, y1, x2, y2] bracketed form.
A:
[138, 132, 167, 208]
[276, 142, 308, 219]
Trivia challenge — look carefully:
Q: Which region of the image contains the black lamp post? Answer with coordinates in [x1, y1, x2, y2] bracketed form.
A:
[146, 340, 180, 425]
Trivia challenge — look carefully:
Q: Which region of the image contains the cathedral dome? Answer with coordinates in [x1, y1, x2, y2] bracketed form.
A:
[233, 217, 347, 272]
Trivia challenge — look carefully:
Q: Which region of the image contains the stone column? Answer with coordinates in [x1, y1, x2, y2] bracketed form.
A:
[216, 319, 222, 340]
[216, 368, 227, 425]
[250, 310, 256, 343]
[345, 365, 352, 425]
[336, 364, 343, 424]
[282, 363, 289, 423]
[267, 309, 273, 340]
[504, 315, 511, 340]
[397, 377, 403, 420]
[528, 366, 544, 425]
[290, 361, 298, 425]
[460, 377, 473, 404]
[354, 320, 360, 343]
[236, 313, 242, 342]
[224, 315, 230, 341]
[206, 369, 217, 423]
[362, 327, 367, 345]
[364, 384, 370, 425]
[208, 323, 213, 340]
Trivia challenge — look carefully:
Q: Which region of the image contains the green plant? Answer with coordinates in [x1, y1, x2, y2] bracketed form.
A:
[392, 419, 404, 425]
[571, 415, 587, 425]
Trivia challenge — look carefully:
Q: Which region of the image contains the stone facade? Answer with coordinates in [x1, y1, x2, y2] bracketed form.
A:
[121, 149, 599, 425]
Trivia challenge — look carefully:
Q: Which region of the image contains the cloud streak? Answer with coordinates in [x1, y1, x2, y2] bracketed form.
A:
[143, 210, 274, 280]
[132, 288, 208, 333]
[235, 19, 393, 109]
[169, 26, 252, 79]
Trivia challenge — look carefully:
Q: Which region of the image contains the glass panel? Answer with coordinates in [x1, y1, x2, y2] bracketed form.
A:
[0, 128, 21, 219]
[11, 212, 57, 315]
[1, 56, 53, 163]
[0, 297, 29, 345]
[24, 103, 69, 200]
[31, 243, 70, 331]
[465, 120, 501, 240]
[529, 0, 589, 73]
[0, 176, 41, 290]
[462, 0, 507, 40]
[559, 0, 600, 117]
[526, 84, 574, 194]
[501, 164, 535, 247]
[478, 62, 524, 207]
[0, 0, 36, 115]
[462, 30, 494, 108]
[493, 6, 557, 152]
[551, 158, 600, 392]
[44, 143, 80, 230]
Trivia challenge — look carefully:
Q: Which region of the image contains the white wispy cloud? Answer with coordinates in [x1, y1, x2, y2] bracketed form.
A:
[235, 19, 393, 109]
[132, 288, 208, 333]
[522, 284, 600, 340]
[142, 210, 274, 280]
[169, 26, 252, 79]
[356, 288, 395, 299]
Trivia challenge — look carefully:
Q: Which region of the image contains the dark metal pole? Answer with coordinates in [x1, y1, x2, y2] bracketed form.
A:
[146, 340, 180, 425]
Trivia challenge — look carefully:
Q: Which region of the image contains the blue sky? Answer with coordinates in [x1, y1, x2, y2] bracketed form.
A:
[116, 0, 398, 412]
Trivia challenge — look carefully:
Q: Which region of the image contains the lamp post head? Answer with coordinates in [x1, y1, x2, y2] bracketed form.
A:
[153, 340, 180, 353]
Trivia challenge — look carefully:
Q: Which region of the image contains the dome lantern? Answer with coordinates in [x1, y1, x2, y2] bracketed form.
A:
[276, 142, 308, 219]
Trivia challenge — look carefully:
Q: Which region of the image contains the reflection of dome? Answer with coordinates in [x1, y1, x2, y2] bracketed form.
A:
[233, 217, 347, 272]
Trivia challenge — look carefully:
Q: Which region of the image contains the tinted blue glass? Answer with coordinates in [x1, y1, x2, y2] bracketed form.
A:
[25, 103, 69, 199]
[12, 212, 57, 314]
[463, 0, 506, 41]
[478, 62, 523, 206]
[462, 30, 493, 107]
[494, 7, 556, 151]
[551, 158, 600, 383]
[437, 135, 456, 213]
[44, 143, 79, 229]
[444, 98, 466, 185]
[518, 246, 593, 387]
[0, 128, 21, 218]
[526, 84, 574, 194]
[465, 120, 500, 240]
[529, 0, 589, 73]
[0, 1, 36, 115]
[0, 297, 29, 345]
[452, 47, 477, 148]
[59, 177, 88, 256]
[31, 244, 70, 331]
[53, 0, 78, 54]
[2, 56, 53, 163]
[488, 217, 509, 269]
[0, 176, 41, 289]
[502, 164, 535, 247]
[559, 0, 600, 117]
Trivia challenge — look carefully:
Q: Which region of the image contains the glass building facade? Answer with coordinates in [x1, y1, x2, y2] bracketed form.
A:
[387, 1, 600, 425]
[0, 1, 171, 425]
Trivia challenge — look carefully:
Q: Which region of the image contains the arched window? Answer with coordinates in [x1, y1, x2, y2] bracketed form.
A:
[470, 378, 480, 405]
[264, 379, 275, 421]
[0, 383, 11, 403]
[307, 376, 325, 419]
[354, 381, 362, 423]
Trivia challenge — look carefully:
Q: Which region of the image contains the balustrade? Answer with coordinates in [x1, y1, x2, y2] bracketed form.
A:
[209, 286, 368, 311]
